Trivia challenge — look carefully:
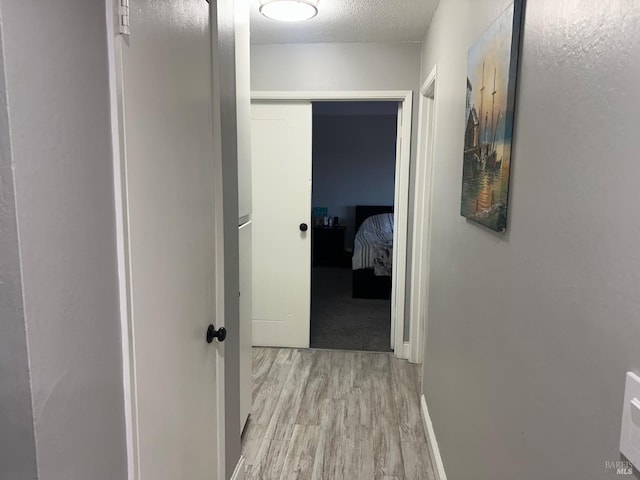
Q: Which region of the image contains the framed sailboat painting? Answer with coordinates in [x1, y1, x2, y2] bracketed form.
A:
[461, 0, 524, 232]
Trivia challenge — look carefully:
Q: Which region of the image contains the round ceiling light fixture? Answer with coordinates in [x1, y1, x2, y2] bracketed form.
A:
[259, 0, 319, 22]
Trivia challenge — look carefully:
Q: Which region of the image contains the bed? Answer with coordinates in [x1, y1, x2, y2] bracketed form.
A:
[352, 205, 394, 299]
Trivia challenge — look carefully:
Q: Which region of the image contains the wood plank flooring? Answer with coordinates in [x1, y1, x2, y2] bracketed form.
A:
[242, 348, 435, 480]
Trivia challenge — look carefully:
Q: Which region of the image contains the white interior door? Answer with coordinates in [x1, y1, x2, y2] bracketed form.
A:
[117, 1, 222, 478]
[251, 102, 312, 348]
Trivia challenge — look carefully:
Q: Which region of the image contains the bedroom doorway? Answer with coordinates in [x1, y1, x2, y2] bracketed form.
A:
[310, 102, 399, 352]
[250, 91, 412, 358]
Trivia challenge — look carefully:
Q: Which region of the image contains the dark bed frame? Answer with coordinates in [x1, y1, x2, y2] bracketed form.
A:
[352, 205, 394, 299]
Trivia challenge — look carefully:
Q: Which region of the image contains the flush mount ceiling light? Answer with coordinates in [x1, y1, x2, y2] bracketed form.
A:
[259, 0, 319, 22]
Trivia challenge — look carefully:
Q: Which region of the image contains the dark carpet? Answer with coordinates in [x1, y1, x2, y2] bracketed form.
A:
[310, 267, 392, 352]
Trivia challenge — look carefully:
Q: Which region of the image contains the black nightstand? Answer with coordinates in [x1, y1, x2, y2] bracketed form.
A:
[312, 226, 347, 267]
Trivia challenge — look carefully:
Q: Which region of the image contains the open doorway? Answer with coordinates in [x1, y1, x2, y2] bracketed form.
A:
[250, 91, 412, 357]
[310, 101, 399, 352]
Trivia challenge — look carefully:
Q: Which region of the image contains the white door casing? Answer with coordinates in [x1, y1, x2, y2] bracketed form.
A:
[390, 102, 403, 349]
[236, 0, 252, 222]
[239, 221, 252, 429]
[251, 102, 312, 348]
[409, 67, 438, 365]
[113, 1, 224, 478]
[235, 0, 253, 434]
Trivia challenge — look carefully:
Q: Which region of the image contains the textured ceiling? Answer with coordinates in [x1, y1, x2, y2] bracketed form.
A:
[250, 0, 440, 44]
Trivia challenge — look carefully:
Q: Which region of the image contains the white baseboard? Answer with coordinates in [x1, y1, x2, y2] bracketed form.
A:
[401, 341, 410, 359]
[230, 455, 246, 480]
[420, 395, 447, 480]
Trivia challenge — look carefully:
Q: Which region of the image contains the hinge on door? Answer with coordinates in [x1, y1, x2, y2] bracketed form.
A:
[119, 0, 130, 36]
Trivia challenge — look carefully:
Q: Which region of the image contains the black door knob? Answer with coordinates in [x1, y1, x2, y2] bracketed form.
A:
[299, 223, 308, 232]
[206, 324, 226, 343]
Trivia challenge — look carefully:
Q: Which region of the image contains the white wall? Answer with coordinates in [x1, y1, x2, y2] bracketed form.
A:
[251, 42, 421, 93]
[251, 42, 421, 339]
[420, 1, 640, 479]
[0, 20, 37, 478]
[312, 114, 398, 248]
[0, 1, 127, 478]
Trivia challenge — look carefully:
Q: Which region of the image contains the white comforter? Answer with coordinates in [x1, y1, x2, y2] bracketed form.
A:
[352, 213, 394, 276]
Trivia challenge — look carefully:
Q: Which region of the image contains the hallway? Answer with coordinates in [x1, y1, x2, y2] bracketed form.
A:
[241, 348, 434, 479]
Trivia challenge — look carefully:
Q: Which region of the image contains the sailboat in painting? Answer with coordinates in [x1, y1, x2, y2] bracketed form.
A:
[464, 63, 502, 172]
[460, 0, 524, 232]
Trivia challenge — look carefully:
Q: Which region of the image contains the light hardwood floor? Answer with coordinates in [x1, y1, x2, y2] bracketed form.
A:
[242, 348, 435, 480]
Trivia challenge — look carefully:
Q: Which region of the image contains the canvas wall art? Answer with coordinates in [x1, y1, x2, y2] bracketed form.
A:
[461, 0, 524, 232]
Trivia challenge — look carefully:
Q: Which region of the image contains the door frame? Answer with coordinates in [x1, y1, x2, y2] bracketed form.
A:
[409, 66, 438, 365]
[105, 2, 229, 479]
[252, 90, 412, 358]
